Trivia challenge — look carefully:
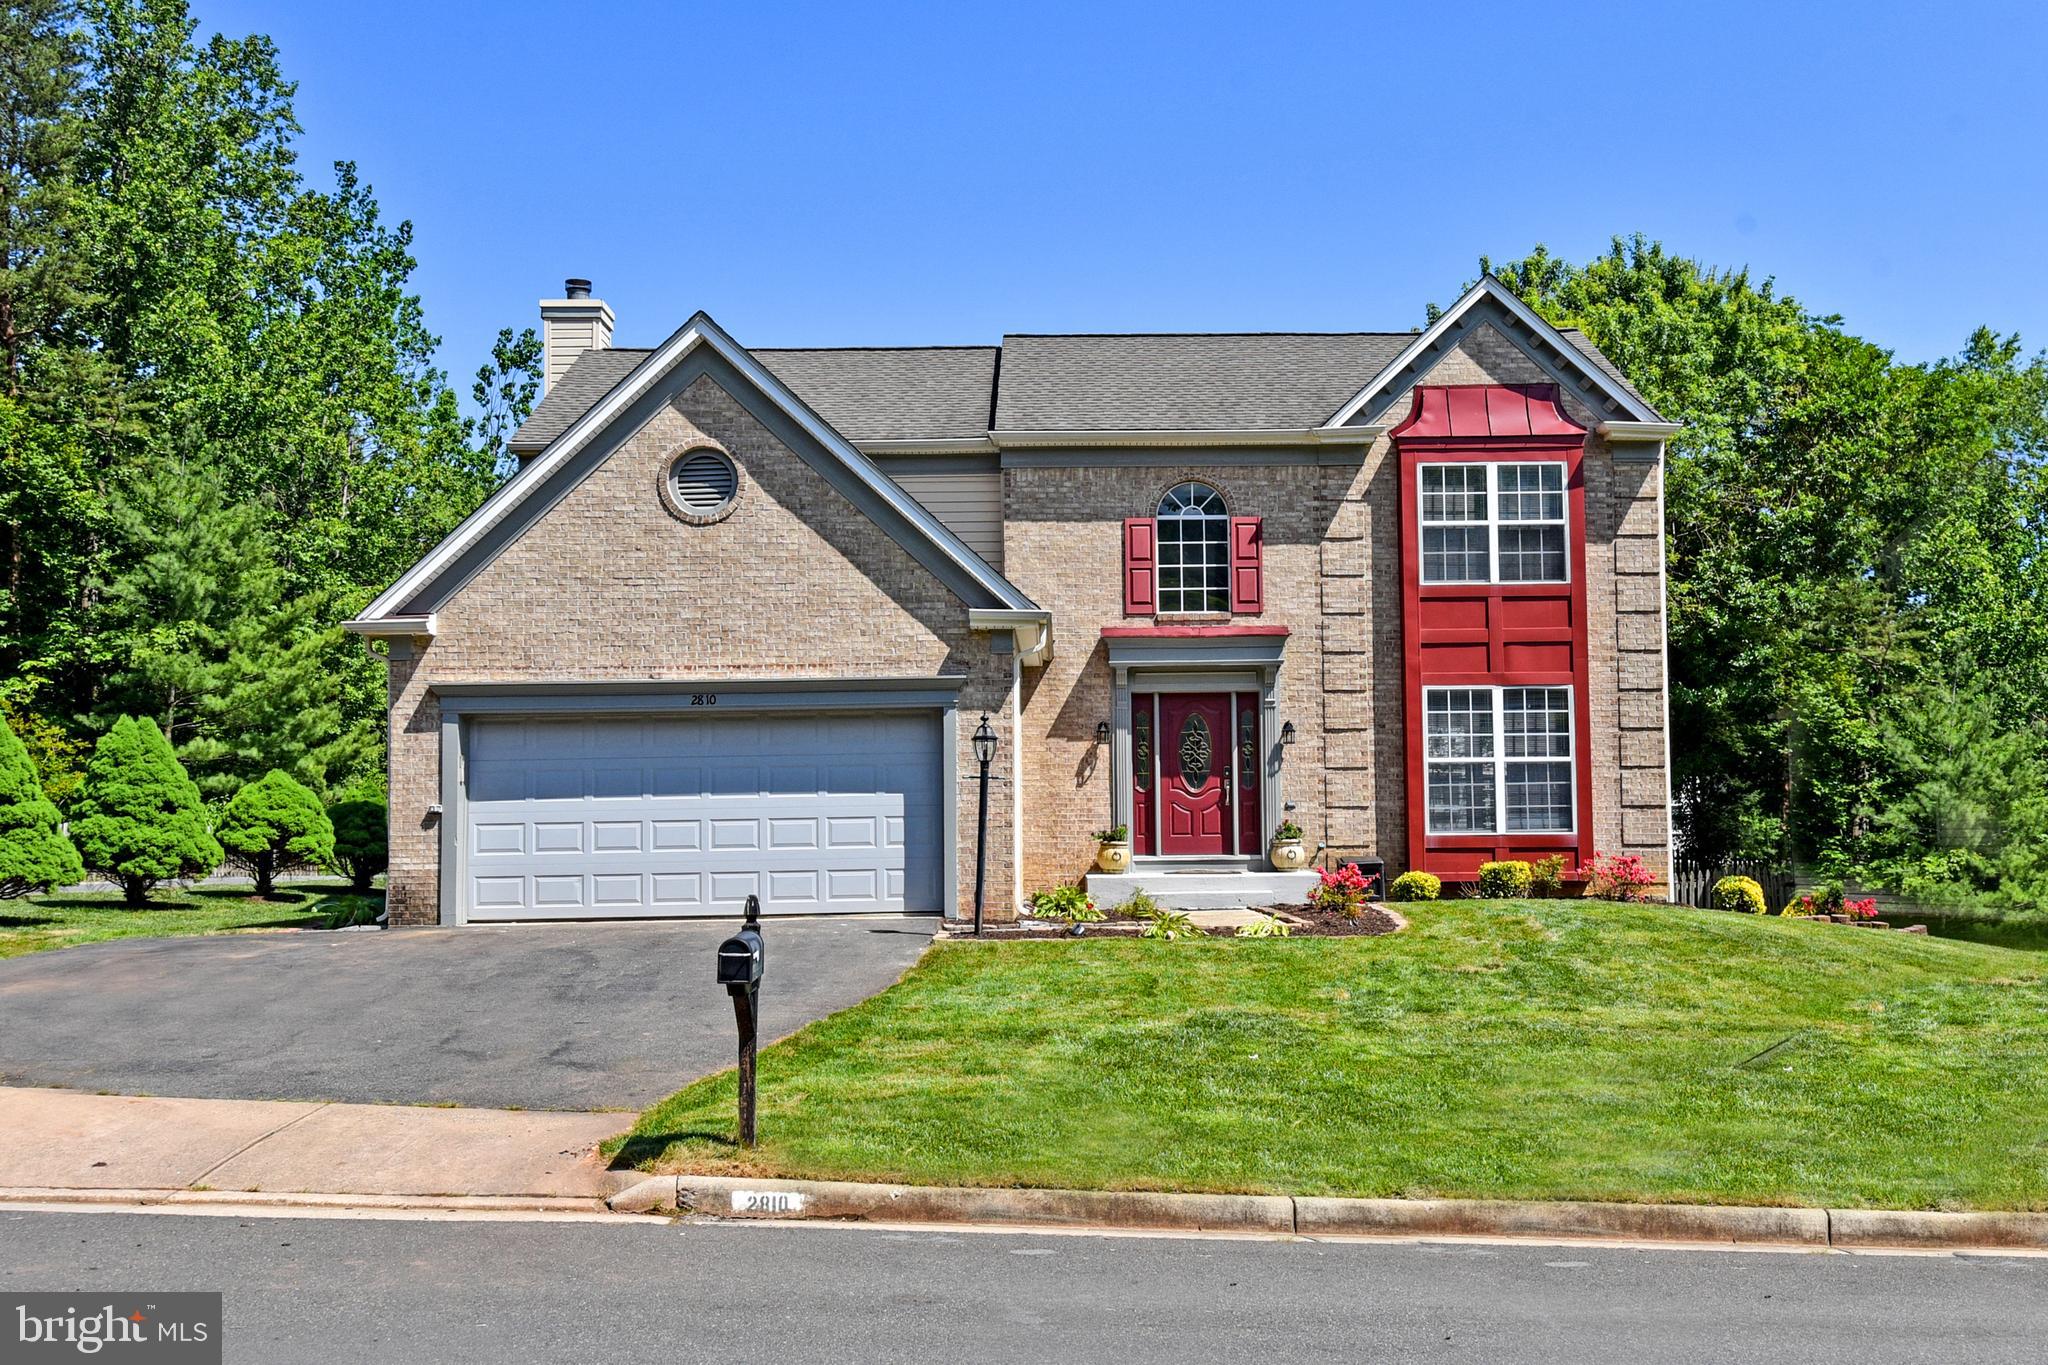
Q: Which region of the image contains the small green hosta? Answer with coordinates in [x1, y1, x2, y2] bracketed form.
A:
[1234, 914, 1293, 938]
[1140, 908, 1201, 940]
[1029, 883, 1103, 922]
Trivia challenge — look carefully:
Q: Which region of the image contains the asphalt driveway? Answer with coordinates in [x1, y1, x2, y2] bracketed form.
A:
[0, 917, 934, 1111]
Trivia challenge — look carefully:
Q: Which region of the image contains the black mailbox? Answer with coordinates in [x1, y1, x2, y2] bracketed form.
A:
[719, 895, 766, 1147]
[717, 924, 764, 987]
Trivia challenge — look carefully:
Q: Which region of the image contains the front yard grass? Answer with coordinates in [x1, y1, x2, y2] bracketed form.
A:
[0, 881, 374, 959]
[617, 899, 2048, 1210]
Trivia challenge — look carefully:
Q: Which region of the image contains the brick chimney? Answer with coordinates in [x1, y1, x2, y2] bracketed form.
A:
[539, 278, 614, 395]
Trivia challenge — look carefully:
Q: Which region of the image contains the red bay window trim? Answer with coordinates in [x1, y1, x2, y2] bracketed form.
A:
[1122, 516, 1156, 616]
[1398, 387, 1595, 879]
[1229, 516, 1264, 614]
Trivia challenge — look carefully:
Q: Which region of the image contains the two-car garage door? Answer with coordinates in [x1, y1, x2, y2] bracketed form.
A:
[461, 712, 944, 920]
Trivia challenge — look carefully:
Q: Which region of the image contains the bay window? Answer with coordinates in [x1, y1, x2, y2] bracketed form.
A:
[1425, 685, 1575, 834]
[1420, 462, 1568, 584]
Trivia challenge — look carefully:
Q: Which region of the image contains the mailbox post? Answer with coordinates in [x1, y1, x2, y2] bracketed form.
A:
[716, 895, 766, 1146]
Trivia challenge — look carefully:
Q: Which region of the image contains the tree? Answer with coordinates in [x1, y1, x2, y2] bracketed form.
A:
[0, 0, 90, 393]
[0, 710, 81, 897]
[1478, 237, 2048, 902]
[68, 713, 218, 905]
[0, 0, 509, 816]
[216, 768, 332, 898]
[1863, 686, 2048, 908]
[92, 451, 372, 795]
[471, 325, 542, 478]
[326, 781, 386, 893]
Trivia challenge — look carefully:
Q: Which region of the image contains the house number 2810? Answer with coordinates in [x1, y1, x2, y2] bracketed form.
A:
[690, 693, 718, 706]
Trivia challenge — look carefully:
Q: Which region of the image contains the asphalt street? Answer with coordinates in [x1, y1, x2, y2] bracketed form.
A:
[3, 1208, 2043, 1364]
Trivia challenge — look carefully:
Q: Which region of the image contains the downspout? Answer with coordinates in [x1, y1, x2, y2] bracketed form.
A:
[1010, 648, 1023, 916]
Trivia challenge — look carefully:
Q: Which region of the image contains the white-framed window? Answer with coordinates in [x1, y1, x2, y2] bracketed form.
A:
[1419, 462, 1568, 584]
[1424, 685, 1575, 834]
[1156, 481, 1230, 614]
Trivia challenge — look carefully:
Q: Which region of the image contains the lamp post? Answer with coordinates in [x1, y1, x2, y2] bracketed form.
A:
[971, 713, 998, 936]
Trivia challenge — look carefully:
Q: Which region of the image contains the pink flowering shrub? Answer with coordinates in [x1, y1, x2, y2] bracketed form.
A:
[1311, 862, 1378, 918]
[1578, 851, 1657, 903]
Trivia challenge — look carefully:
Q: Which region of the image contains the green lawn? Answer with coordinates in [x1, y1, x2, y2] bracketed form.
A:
[0, 881, 378, 959]
[617, 900, 2048, 1210]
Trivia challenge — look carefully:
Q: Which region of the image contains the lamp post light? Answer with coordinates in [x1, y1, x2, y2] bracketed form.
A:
[971, 714, 998, 937]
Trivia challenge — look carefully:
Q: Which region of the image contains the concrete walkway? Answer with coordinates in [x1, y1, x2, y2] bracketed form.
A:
[0, 1086, 629, 1202]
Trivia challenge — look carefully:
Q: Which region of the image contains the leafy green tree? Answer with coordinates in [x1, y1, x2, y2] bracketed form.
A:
[1480, 237, 2048, 904]
[0, 710, 81, 897]
[326, 781, 387, 893]
[216, 768, 333, 898]
[472, 325, 543, 477]
[68, 713, 219, 905]
[0, 0, 510, 810]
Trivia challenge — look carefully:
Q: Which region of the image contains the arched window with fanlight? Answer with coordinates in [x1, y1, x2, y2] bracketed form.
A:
[1154, 482, 1230, 614]
[1121, 482, 1263, 617]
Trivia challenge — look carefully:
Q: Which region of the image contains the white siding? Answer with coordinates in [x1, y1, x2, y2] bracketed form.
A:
[891, 471, 1004, 569]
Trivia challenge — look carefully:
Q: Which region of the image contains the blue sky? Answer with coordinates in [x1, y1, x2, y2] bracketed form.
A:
[202, 0, 2047, 395]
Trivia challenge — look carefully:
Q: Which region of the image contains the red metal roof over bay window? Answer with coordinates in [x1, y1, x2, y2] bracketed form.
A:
[1391, 382, 1585, 441]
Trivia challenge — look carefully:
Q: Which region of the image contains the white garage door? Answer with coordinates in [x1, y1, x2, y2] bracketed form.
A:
[462, 712, 944, 920]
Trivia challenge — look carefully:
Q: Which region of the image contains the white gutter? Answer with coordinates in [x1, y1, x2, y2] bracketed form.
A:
[857, 437, 1000, 456]
[989, 425, 1383, 449]
[1596, 420, 1684, 440]
[969, 608, 1054, 666]
[341, 614, 437, 639]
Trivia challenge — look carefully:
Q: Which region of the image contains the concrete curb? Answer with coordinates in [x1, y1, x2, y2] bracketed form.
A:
[611, 1175, 2048, 1252]
[1829, 1208, 2048, 1250]
[1294, 1197, 1828, 1246]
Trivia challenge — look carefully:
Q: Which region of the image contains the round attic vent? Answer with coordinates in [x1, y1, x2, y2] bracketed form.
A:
[661, 446, 740, 524]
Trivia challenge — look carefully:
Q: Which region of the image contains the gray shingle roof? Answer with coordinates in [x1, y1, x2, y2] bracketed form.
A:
[992, 333, 1412, 431]
[510, 348, 651, 452]
[507, 323, 1658, 452]
[754, 347, 997, 442]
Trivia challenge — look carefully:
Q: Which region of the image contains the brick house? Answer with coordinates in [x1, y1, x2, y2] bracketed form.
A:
[347, 276, 1677, 926]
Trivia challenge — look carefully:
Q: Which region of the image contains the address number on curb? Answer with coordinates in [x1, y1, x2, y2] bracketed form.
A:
[731, 1190, 806, 1215]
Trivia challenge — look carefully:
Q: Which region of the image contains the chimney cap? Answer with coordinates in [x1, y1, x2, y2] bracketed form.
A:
[563, 278, 592, 299]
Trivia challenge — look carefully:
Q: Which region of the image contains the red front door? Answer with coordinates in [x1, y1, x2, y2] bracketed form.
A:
[1157, 693, 1233, 855]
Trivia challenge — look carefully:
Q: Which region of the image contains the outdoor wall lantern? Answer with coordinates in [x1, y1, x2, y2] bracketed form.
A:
[1094, 721, 1111, 745]
[971, 715, 998, 936]
[1280, 721, 1297, 746]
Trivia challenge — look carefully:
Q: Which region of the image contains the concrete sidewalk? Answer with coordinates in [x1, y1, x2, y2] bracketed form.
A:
[0, 1086, 630, 1202]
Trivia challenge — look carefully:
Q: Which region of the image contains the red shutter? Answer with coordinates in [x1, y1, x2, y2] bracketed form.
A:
[1123, 517, 1156, 616]
[1230, 516, 1263, 614]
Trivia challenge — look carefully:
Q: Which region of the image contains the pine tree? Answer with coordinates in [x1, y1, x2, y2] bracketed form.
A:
[216, 768, 333, 898]
[0, 711, 81, 897]
[94, 452, 372, 795]
[68, 713, 219, 905]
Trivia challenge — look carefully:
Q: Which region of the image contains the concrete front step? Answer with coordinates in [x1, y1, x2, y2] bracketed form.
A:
[1085, 868, 1316, 911]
